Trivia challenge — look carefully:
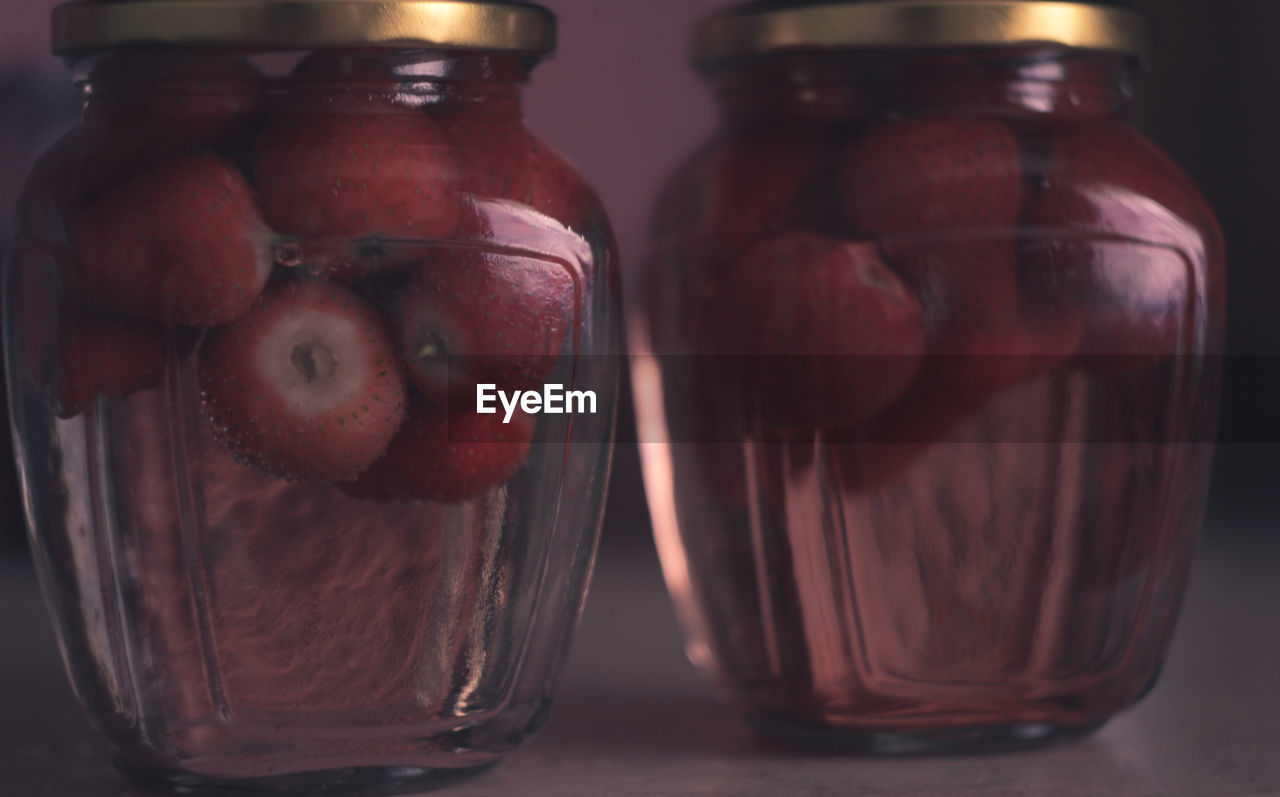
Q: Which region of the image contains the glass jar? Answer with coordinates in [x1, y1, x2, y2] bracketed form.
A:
[633, 0, 1224, 752]
[6, 1, 619, 791]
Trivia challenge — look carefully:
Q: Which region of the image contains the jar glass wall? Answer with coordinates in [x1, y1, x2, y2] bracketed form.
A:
[632, 2, 1223, 753]
[5, 9, 620, 790]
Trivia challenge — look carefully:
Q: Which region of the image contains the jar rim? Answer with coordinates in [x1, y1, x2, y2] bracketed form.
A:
[692, 1, 1151, 69]
[51, 0, 556, 57]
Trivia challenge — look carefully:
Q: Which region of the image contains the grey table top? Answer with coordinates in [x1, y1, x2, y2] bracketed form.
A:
[2, 526, 1278, 796]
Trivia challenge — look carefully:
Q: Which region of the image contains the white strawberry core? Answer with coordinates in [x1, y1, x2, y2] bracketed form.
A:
[258, 310, 369, 415]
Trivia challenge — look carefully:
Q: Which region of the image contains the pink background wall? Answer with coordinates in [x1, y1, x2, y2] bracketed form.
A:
[527, 0, 724, 282]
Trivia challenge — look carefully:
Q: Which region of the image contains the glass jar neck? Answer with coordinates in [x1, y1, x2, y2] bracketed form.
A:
[77, 49, 533, 116]
[711, 48, 1137, 127]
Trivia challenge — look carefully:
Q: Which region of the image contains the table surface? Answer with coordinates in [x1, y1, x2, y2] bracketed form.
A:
[3, 524, 1278, 797]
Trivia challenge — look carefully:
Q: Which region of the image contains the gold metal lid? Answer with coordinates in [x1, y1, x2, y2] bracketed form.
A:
[52, 0, 556, 56]
[693, 1, 1152, 67]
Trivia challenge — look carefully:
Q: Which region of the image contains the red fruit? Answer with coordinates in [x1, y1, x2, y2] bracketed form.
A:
[892, 239, 1020, 338]
[825, 302, 1078, 494]
[685, 129, 821, 256]
[1037, 122, 1209, 239]
[890, 49, 1119, 118]
[826, 383, 989, 494]
[54, 310, 167, 419]
[648, 129, 820, 355]
[840, 116, 1022, 238]
[439, 109, 596, 228]
[1020, 235, 1188, 375]
[198, 281, 408, 482]
[1025, 122, 1213, 374]
[254, 107, 463, 270]
[883, 235, 1082, 397]
[708, 232, 926, 434]
[78, 52, 262, 201]
[396, 249, 576, 398]
[286, 49, 445, 114]
[85, 51, 261, 140]
[68, 153, 274, 326]
[894, 239, 1079, 389]
[342, 401, 534, 503]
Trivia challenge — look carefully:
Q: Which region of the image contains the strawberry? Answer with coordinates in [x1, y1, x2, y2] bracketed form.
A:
[647, 128, 822, 356]
[198, 281, 408, 482]
[285, 49, 443, 114]
[439, 109, 596, 229]
[67, 153, 274, 327]
[889, 49, 1119, 118]
[84, 51, 261, 141]
[889, 238, 1082, 393]
[53, 309, 167, 419]
[839, 116, 1082, 393]
[1019, 235, 1188, 375]
[683, 128, 822, 257]
[342, 400, 534, 503]
[395, 249, 576, 398]
[826, 382, 989, 494]
[840, 116, 1022, 239]
[77, 52, 262, 202]
[1024, 122, 1215, 374]
[707, 232, 926, 434]
[254, 105, 463, 275]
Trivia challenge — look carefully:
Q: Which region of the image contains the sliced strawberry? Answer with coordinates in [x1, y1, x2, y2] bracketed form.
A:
[395, 249, 576, 398]
[439, 109, 596, 229]
[1025, 122, 1213, 374]
[254, 106, 463, 274]
[198, 281, 408, 482]
[840, 116, 1022, 238]
[342, 401, 534, 503]
[67, 153, 274, 327]
[707, 232, 925, 434]
[54, 309, 167, 419]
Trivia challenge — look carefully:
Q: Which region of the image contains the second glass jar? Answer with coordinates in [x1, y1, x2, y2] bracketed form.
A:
[633, 0, 1224, 752]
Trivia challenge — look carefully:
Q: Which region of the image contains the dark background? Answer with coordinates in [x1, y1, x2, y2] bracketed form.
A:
[1, 0, 1277, 553]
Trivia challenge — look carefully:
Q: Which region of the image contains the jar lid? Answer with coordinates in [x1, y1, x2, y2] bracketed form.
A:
[51, 0, 556, 57]
[692, 1, 1152, 68]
